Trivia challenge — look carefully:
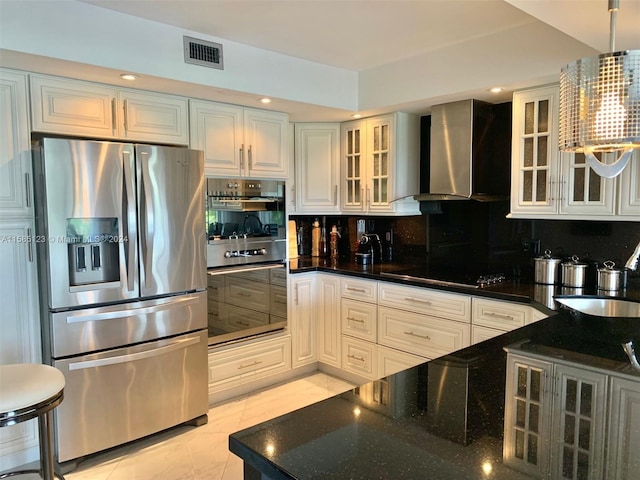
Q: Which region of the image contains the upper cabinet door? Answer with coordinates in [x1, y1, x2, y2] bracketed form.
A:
[341, 119, 367, 213]
[0, 69, 33, 216]
[366, 114, 393, 212]
[30, 74, 189, 145]
[559, 151, 616, 215]
[244, 108, 289, 179]
[294, 123, 340, 213]
[118, 89, 189, 145]
[190, 100, 243, 177]
[618, 150, 640, 218]
[30, 74, 117, 138]
[510, 86, 559, 216]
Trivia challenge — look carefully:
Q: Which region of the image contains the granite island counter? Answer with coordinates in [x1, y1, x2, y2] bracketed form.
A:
[230, 260, 640, 479]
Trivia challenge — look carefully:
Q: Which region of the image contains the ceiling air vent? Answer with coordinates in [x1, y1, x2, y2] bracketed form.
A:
[183, 36, 223, 70]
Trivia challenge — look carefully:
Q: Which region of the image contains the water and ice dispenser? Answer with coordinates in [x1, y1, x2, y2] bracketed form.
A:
[66, 218, 120, 286]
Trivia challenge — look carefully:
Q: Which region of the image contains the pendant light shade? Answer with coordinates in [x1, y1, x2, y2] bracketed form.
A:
[559, 0, 640, 178]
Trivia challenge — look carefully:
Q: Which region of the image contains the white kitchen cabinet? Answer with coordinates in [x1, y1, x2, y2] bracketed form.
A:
[30, 74, 189, 145]
[618, 150, 640, 217]
[341, 297, 377, 343]
[190, 99, 288, 179]
[378, 282, 471, 323]
[294, 123, 340, 213]
[289, 273, 317, 368]
[340, 113, 420, 216]
[0, 219, 42, 466]
[0, 69, 33, 217]
[377, 306, 469, 359]
[504, 351, 608, 480]
[377, 345, 425, 377]
[207, 334, 291, 400]
[510, 84, 637, 221]
[341, 335, 377, 380]
[316, 274, 341, 368]
[607, 376, 640, 480]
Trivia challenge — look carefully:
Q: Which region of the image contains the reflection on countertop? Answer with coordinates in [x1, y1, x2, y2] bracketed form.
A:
[230, 258, 640, 480]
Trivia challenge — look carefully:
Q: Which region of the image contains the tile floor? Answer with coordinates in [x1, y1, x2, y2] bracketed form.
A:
[59, 373, 355, 480]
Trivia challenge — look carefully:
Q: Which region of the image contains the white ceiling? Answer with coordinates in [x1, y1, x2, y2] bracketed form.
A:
[3, 0, 639, 121]
[80, 0, 640, 71]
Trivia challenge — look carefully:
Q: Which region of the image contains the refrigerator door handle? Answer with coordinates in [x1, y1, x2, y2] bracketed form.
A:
[68, 335, 201, 371]
[138, 148, 155, 291]
[63, 294, 201, 324]
[122, 148, 137, 292]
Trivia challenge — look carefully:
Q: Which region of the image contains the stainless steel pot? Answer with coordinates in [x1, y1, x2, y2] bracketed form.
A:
[596, 261, 628, 291]
[534, 250, 561, 285]
[561, 255, 588, 288]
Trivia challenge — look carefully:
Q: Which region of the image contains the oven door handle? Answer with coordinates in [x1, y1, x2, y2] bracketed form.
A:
[207, 263, 284, 276]
[68, 335, 201, 371]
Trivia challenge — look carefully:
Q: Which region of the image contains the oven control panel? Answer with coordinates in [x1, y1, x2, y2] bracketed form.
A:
[224, 248, 268, 258]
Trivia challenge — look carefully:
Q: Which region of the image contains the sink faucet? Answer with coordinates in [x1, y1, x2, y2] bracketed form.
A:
[622, 341, 640, 372]
[625, 239, 640, 271]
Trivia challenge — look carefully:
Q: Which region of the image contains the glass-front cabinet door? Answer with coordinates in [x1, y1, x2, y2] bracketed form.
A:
[510, 85, 559, 215]
[550, 364, 607, 480]
[341, 119, 366, 212]
[367, 115, 393, 212]
[504, 353, 553, 478]
[560, 151, 616, 215]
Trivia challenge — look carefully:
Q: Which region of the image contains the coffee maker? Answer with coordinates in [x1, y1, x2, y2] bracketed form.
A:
[356, 233, 382, 265]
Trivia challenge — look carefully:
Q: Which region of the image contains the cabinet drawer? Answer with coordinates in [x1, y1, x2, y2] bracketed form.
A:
[472, 298, 528, 331]
[208, 335, 291, 393]
[378, 306, 470, 359]
[378, 283, 470, 322]
[377, 345, 425, 377]
[341, 336, 377, 380]
[270, 267, 287, 286]
[270, 285, 287, 318]
[341, 298, 377, 342]
[225, 277, 270, 312]
[341, 277, 377, 303]
[472, 325, 505, 344]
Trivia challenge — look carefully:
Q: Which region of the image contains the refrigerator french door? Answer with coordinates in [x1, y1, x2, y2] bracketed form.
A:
[33, 137, 208, 464]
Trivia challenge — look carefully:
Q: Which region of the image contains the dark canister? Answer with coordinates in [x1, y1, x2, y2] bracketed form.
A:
[534, 249, 562, 285]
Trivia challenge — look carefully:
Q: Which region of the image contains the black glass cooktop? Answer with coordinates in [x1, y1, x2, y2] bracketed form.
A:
[381, 265, 507, 288]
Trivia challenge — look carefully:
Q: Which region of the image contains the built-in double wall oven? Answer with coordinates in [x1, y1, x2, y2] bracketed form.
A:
[205, 178, 287, 345]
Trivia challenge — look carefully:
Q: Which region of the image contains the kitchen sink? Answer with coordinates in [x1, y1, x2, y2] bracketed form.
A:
[555, 297, 640, 318]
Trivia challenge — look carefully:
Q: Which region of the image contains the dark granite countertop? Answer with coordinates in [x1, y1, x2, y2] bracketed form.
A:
[230, 258, 640, 480]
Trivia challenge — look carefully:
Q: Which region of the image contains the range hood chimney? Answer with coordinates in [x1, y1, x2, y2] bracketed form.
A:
[415, 99, 511, 202]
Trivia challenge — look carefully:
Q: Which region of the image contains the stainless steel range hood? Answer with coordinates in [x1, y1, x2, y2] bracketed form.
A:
[415, 99, 511, 202]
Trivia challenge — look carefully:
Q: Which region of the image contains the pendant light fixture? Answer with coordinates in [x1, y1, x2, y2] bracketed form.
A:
[559, 0, 639, 178]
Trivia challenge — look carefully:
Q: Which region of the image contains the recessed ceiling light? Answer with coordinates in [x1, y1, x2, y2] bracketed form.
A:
[351, 114, 362, 119]
[120, 74, 137, 81]
[489, 87, 503, 94]
[260, 97, 272, 104]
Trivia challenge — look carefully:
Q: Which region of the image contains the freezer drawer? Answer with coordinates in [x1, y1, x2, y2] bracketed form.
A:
[53, 329, 208, 462]
[49, 291, 206, 358]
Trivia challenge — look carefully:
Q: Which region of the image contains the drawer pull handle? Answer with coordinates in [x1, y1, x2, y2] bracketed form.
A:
[486, 312, 514, 320]
[238, 292, 251, 297]
[405, 297, 432, 306]
[346, 316, 365, 324]
[235, 321, 250, 327]
[238, 360, 262, 370]
[347, 287, 367, 293]
[347, 354, 365, 362]
[404, 331, 431, 340]
[274, 299, 287, 304]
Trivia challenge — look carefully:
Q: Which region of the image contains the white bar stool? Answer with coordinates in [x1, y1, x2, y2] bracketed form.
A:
[0, 364, 65, 480]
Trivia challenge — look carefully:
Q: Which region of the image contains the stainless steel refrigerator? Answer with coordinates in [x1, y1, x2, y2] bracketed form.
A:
[33, 137, 208, 465]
